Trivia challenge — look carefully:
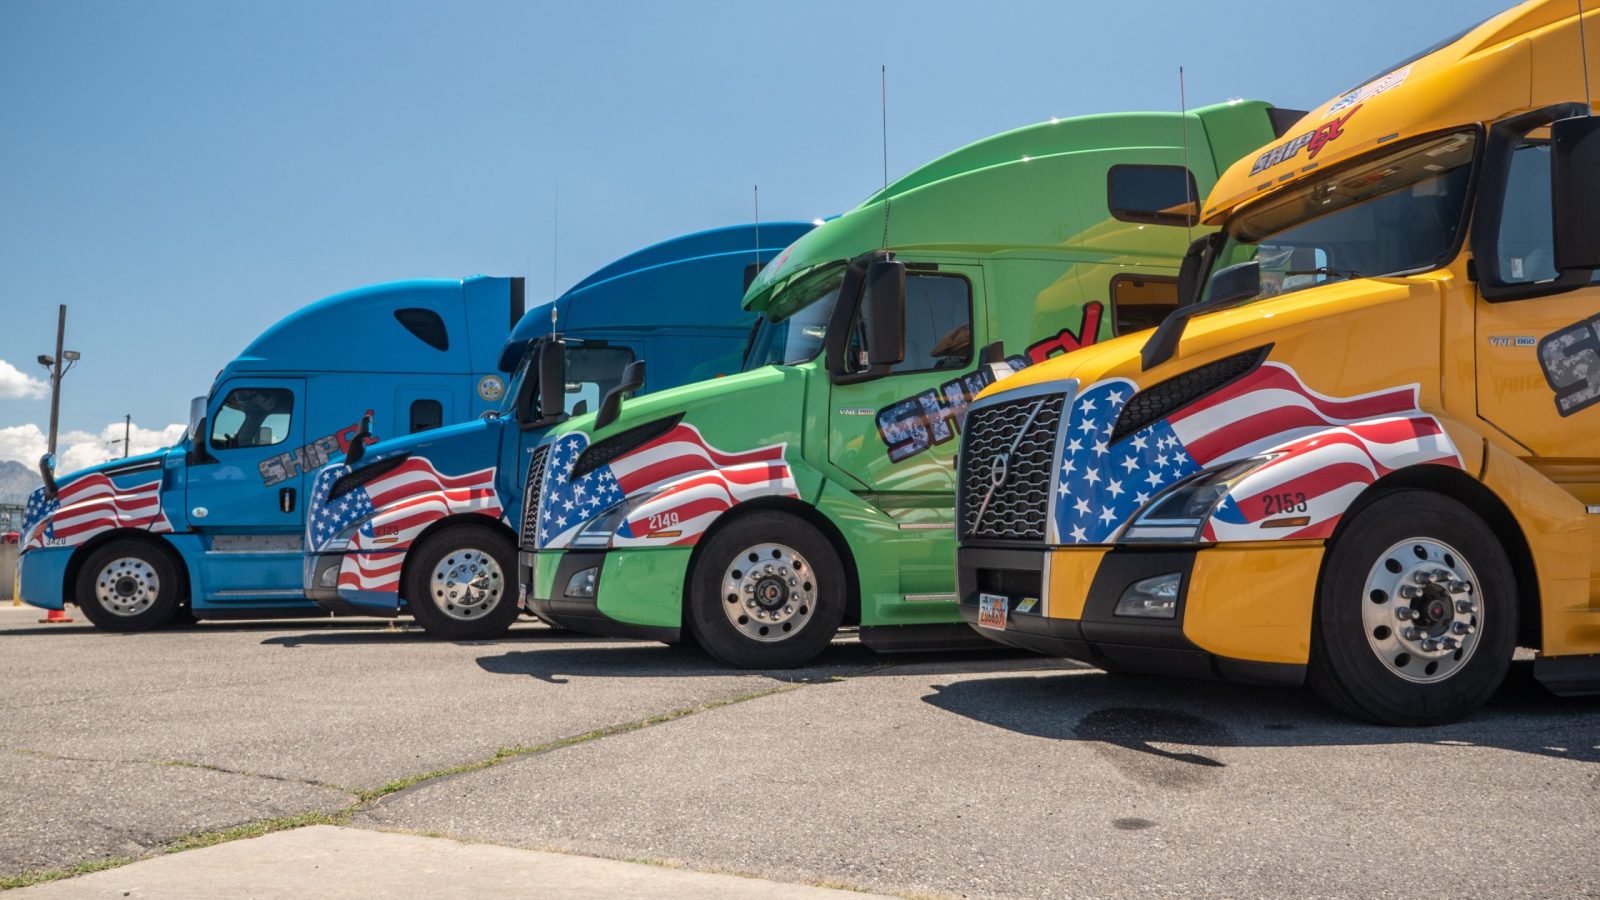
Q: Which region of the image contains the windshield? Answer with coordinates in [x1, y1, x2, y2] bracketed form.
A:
[1201, 130, 1477, 306]
[742, 262, 846, 372]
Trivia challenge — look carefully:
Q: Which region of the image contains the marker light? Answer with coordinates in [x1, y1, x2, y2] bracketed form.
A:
[1114, 573, 1181, 618]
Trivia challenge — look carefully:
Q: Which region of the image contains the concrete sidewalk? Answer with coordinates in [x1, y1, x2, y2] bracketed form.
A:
[12, 826, 895, 898]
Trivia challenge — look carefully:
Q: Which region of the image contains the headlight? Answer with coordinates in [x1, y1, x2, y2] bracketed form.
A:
[1118, 456, 1274, 543]
[568, 490, 666, 549]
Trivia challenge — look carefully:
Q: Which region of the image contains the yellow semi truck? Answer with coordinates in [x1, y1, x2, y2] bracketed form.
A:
[954, 0, 1600, 724]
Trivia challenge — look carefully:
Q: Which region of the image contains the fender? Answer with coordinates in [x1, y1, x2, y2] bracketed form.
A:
[1050, 362, 1465, 545]
[307, 455, 505, 602]
[534, 423, 799, 550]
[20, 465, 172, 552]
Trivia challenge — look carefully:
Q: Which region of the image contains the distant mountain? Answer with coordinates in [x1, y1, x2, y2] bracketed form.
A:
[0, 459, 43, 505]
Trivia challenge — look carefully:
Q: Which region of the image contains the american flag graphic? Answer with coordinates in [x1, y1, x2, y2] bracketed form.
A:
[1054, 363, 1461, 544]
[537, 424, 797, 549]
[307, 456, 500, 594]
[21, 473, 171, 550]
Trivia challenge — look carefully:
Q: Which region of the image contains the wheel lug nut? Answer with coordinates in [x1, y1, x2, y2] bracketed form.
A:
[1448, 581, 1470, 594]
[1455, 599, 1476, 614]
[1403, 627, 1423, 641]
[1399, 585, 1421, 600]
[1440, 637, 1459, 650]
[1421, 638, 1439, 651]
[1395, 607, 1416, 621]
[1450, 622, 1474, 635]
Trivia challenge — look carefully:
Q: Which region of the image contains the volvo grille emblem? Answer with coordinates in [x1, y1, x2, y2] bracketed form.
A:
[988, 453, 1011, 488]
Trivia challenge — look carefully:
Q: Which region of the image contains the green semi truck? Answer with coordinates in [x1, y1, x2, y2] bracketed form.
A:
[518, 99, 1298, 666]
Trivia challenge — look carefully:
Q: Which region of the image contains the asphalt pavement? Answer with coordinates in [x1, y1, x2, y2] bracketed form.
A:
[2, 604, 1598, 897]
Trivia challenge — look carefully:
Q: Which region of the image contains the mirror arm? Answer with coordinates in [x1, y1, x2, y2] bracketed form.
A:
[38, 454, 58, 501]
[344, 414, 373, 467]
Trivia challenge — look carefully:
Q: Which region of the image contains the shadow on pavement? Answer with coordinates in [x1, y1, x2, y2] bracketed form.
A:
[259, 623, 567, 648]
[473, 639, 1042, 684]
[475, 641, 880, 684]
[922, 660, 1600, 767]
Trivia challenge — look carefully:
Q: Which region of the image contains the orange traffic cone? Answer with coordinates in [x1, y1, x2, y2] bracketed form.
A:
[39, 607, 74, 624]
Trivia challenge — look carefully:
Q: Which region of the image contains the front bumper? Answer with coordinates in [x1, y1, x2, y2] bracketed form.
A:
[957, 543, 1317, 687]
[17, 546, 70, 610]
[520, 547, 687, 643]
[304, 551, 402, 617]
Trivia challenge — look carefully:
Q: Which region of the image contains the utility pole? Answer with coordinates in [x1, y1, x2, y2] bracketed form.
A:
[36, 304, 80, 463]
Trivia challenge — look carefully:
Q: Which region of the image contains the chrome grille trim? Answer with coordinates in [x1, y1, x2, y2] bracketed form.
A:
[956, 380, 1077, 544]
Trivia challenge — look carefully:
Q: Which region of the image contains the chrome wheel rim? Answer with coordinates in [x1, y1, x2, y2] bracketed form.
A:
[95, 557, 161, 617]
[429, 549, 505, 621]
[1361, 537, 1482, 684]
[720, 542, 816, 642]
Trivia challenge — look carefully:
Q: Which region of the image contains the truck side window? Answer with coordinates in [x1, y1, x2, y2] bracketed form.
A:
[872, 273, 973, 375]
[1496, 142, 1557, 285]
[1107, 165, 1200, 227]
[1109, 275, 1179, 334]
[211, 388, 293, 450]
[565, 346, 636, 416]
[409, 399, 444, 433]
[395, 308, 449, 351]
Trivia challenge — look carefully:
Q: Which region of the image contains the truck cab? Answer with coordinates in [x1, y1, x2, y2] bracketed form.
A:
[18, 276, 525, 628]
[956, 0, 1600, 724]
[302, 222, 813, 638]
[518, 102, 1294, 667]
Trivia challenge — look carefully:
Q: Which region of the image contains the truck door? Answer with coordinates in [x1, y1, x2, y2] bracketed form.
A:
[187, 378, 307, 528]
[1476, 140, 1600, 461]
[828, 265, 985, 515]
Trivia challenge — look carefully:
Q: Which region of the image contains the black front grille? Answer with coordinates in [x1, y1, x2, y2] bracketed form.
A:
[520, 444, 552, 549]
[1110, 346, 1269, 444]
[958, 393, 1065, 543]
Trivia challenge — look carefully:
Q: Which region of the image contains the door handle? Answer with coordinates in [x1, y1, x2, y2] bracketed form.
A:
[280, 487, 296, 514]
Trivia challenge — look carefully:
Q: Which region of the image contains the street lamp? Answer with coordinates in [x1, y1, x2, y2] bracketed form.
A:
[38, 306, 78, 458]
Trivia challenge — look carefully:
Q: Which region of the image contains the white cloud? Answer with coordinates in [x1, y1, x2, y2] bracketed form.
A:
[0, 359, 50, 400]
[0, 421, 187, 473]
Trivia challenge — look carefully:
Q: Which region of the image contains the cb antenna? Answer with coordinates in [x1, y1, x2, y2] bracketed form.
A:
[1179, 66, 1195, 246]
[1581, 0, 1594, 109]
[881, 64, 891, 250]
[754, 184, 761, 273]
[552, 180, 560, 303]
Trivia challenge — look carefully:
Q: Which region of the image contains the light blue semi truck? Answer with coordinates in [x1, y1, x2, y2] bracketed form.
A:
[20, 222, 809, 631]
[302, 222, 813, 638]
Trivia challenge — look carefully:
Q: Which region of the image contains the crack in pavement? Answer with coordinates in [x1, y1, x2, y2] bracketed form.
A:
[7, 747, 361, 796]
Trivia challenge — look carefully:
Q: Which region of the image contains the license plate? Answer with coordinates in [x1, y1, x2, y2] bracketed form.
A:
[977, 593, 1009, 630]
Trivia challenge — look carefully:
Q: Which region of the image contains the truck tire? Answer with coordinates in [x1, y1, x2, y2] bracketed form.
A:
[404, 524, 520, 640]
[1307, 490, 1517, 726]
[74, 539, 181, 632]
[687, 510, 845, 668]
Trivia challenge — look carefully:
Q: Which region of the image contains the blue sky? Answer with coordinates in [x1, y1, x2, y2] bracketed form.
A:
[0, 0, 1508, 469]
